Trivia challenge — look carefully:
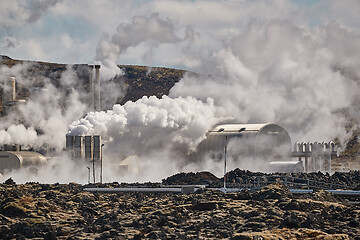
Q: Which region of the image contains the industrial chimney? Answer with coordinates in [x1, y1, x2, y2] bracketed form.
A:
[88, 65, 94, 110]
[10, 76, 15, 101]
[95, 65, 101, 111]
[88, 65, 101, 111]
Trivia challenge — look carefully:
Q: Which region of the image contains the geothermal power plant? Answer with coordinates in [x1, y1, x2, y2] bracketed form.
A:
[0, 64, 346, 178]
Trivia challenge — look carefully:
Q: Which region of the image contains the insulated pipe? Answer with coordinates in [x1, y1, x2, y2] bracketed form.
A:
[84, 187, 183, 193]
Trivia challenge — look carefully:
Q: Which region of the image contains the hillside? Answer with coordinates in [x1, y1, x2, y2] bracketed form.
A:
[0, 55, 185, 110]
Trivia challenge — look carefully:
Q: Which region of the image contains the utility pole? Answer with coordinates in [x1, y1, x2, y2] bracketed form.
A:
[224, 135, 228, 192]
[93, 155, 95, 184]
[100, 143, 105, 184]
[87, 167, 90, 184]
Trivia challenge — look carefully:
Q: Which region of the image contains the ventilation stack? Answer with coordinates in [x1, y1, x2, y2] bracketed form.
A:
[88, 65, 101, 111]
[94, 65, 101, 111]
[88, 65, 94, 110]
[10, 76, 16, 101]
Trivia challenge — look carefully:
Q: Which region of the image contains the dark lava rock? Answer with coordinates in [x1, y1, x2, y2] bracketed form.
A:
[4, 178, 16, 185]
[281, 212, 304, 228]
[192, 202, 218, 211]
[251, 183, 291, 200]
[0, 170, 360, 239]
[162, 171, 219, 186]
[44, 231, 57, 240]
[311, 189, 341, 202]
[227, 190, 251, 200]
[0, 202, 27, 217]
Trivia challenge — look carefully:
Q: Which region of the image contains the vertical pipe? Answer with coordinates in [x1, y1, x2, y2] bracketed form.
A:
[100, 143, 104, 184]
[88, 65, 94, 110]
[93, 154, 95, 184]
[224, 135, 227, 191]
[95, 65, 101, 111]
[10, 77, 16, 101]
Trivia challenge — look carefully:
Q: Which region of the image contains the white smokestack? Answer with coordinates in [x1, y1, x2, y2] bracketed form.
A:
[88, 65, 95, 110]
[95, 65, 101, 111]
[10, 76, 16, 101]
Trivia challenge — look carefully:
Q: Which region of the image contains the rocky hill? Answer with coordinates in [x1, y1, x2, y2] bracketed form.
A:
[0, 55, 185, 110]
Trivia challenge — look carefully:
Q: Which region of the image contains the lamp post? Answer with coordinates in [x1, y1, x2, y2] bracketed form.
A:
[93, 155, 95, 184]
[224, 135, 228, 192]
[100, 143, 105, 184]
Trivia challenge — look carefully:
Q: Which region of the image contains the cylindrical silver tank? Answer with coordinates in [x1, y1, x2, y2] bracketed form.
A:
[196, 123, 292, 163]
[0, 151, 47, 174]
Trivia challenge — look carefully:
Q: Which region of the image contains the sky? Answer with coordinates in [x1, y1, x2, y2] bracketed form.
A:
[1, 0, 359, 72]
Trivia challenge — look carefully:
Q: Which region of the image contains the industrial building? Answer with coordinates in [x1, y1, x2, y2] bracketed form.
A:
[66, 135, 103, 183]
[198, 123, 291, 159]
[0, 150, 47, 174]
[2, 76, 27, 114]
[195, 123, 336, 173]
[65, 135, 102, 162]
[196, 123, 296, 172]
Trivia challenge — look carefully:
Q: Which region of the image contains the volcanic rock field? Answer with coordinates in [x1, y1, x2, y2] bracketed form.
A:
[1, 169, 360, 239]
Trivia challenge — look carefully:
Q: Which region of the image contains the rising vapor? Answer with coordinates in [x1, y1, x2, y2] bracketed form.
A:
[1, 1, 360, 183]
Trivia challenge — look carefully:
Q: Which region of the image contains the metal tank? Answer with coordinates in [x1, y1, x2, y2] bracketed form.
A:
[195, 123, 294, 171]
[0, 151, 47, 174]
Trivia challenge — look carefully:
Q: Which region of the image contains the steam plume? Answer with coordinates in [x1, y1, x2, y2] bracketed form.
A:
[95, 13, 183, 80]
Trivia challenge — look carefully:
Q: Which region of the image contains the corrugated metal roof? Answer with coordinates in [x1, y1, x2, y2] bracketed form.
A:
[0, 151, 47, 165]
[210, 123, 271, 133]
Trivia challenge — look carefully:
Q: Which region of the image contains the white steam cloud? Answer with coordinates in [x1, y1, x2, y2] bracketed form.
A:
[171, 20, 360, 143]
[69, 95, 217, 152]
[95, 13, 184, 80]
[67, 19, 360, 182]
[0, 63, 88, 150]
[67, 95, 218, 182]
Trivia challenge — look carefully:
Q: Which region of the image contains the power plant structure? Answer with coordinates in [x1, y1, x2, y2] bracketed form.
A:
[88, 65, 101, 111]
[0, 148, 47, 175]
[66, 123, 338, 176]
[195, 123, 337, 173]
[66, 135, 103, 182]
[66, 135, 102, 161]
[2, 76, 26, 114]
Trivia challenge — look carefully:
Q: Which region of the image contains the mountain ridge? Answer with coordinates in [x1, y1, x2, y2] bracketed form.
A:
[0, 55, 186, 110]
